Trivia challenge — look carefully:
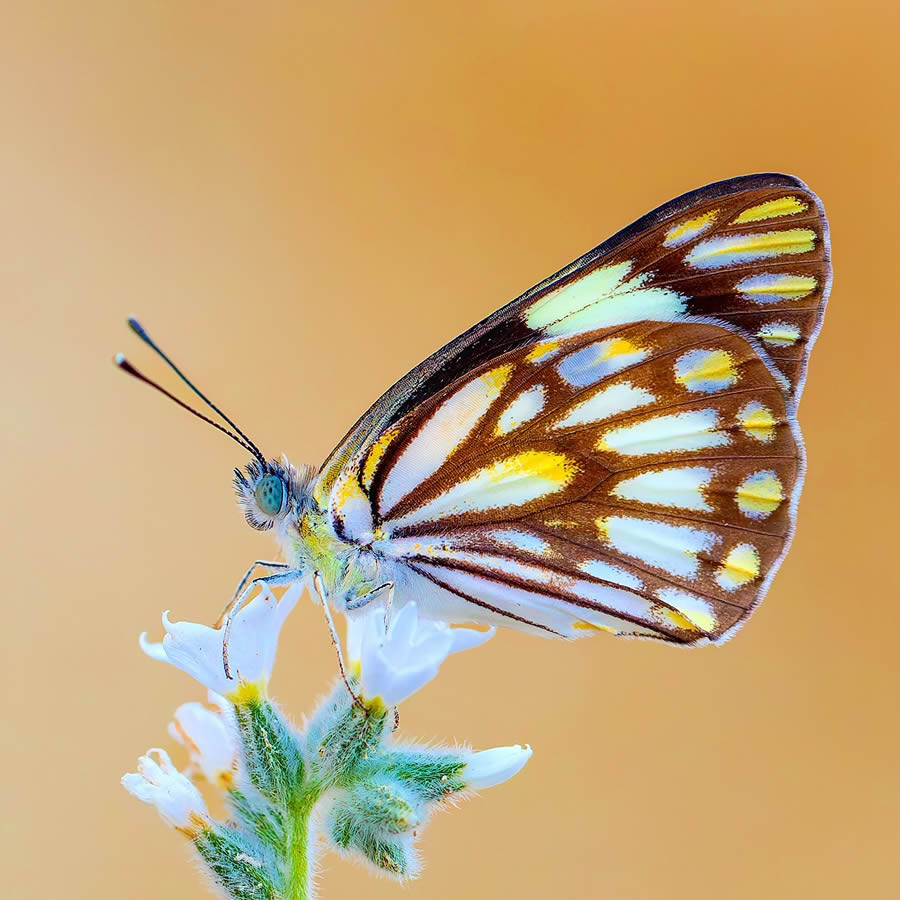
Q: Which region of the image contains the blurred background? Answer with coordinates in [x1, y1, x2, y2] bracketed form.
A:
[3, 2, 899, 898]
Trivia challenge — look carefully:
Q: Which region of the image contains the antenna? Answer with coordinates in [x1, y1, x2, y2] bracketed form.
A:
[114, 353, 264, 460]
[114, 320, 267, 465]
[124, 318, 267, 464]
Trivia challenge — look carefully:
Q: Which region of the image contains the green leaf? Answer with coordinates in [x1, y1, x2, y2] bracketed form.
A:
[227, 788, 285, 851]
[327, 806, 418, 880]
[363, 749, 466, 802]
[194, 825, 280, 899]
[233, 697, 304, 806]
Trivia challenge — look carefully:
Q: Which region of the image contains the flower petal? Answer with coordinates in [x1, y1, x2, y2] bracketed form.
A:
[357, 601, 490, 707]
[448, 625, 495, 654]
[138, 632, 168, 662]
[138, 584, 303, 698]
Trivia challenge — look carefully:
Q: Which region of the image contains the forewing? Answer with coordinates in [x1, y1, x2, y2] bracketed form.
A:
[328, 319, 803, 644]
[316, 173, 829, 502]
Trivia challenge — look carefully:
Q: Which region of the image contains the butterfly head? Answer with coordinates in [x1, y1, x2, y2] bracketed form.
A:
[233, 456, 316, 531]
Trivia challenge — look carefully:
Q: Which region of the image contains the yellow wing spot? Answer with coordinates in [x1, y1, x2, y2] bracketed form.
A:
[719, 228, 815, 256]
[362, 426, 400, 490]
[663, 209, 718, 247]
[657, 607, 697, 631]
[333, 470, 366, 509]
[544, 519, 581, 529]
[736, 273, 817, 302]
[757, 322, 802, 347]
[736, 471, 784, 519]
[674, 348, 738, 393]
[603, 338, 641, 359]
[526, 341, 561, 362]
[481, 363, 514, 394]
[732, 196, 809, 224]
[574, 620, 617, 634]
[486, 449, 576, 486]
[715, 543, 761, 591]
[737, 402, 777, 442]
[655, 587, 718, 633]
[686, 229, 816, 269]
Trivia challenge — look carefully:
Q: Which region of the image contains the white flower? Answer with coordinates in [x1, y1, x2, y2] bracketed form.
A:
[122, 748, 211, 836]
[168, 692, 238, 788]
[463, 744, 533, 789]
[349, 601, 494, 708]
[139, 582, 303, 699]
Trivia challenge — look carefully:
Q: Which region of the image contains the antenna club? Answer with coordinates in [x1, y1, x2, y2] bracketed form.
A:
[114, 352, 127, 366]
[127, 317, 147, 337]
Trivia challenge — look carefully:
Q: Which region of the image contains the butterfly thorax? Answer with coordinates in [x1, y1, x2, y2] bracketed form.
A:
[276, 488, 378, 606]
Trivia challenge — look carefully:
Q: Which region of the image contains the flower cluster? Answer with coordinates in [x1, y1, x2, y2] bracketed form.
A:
[123, 582, 531, 898]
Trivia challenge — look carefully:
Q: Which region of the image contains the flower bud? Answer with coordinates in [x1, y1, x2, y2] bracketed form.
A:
[168, 693, 238, 788]
[463, 744, 532, 790]
[348, 779, 421, 835]
[122, 748, 211, 836]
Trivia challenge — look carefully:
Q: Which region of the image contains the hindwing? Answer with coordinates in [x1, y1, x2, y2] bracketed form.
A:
[316, 173, 830, 643]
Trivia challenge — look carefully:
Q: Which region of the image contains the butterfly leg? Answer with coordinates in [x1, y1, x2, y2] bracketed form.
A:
[313, 572, 366, 712]
[214, 560, 292, 628]
[221, 568, 305, 680]
[346, 581, 395, 623]
[213, 560, 292, 637]
[230, 560, 291, 609]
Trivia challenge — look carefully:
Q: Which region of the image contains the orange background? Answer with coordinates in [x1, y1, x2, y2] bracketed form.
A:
[3, 2, 899, 898]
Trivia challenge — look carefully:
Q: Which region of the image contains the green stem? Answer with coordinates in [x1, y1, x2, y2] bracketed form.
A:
[286, 790, 319, 900]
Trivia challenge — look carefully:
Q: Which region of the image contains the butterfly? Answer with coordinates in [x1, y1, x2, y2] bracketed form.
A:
[119, 173, 830, 647]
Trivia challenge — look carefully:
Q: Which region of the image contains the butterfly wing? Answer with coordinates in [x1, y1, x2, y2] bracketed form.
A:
[317, 173, 830, 644]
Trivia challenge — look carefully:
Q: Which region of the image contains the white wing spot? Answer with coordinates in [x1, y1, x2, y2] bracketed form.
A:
[378, 365, 512, 515]
[554, 382, 656, 430]
[525, 262, 687, 336]
[491, 529, 551, 556]
[596, 515, 718, 579]
[385, 450, 577, 530]
[611, 466, 714, 512]
[556, 339, 648, 388]
[598, 409, 728, 456]
[578, 559, 643, 590]
[494, 384, 546, 436]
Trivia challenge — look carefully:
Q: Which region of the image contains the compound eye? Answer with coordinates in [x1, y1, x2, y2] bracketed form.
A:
[255, 474, 284, 517]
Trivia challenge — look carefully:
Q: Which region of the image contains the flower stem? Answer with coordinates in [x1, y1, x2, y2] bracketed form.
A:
[286, 791, 318, 900]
